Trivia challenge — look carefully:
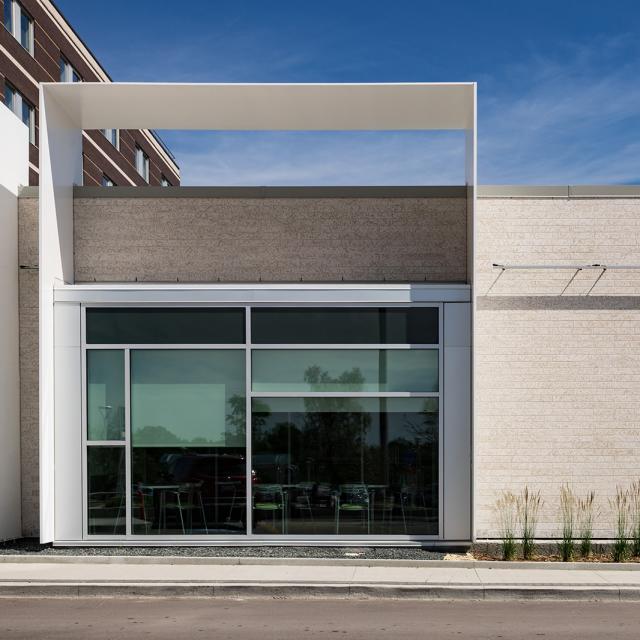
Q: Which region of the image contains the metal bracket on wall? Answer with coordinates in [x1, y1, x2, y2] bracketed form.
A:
[489, 264, 640, 297]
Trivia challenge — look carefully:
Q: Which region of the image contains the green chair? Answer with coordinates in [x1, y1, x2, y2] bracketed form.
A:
[335, 484, 370, 534]
[253, 484, 287, 534]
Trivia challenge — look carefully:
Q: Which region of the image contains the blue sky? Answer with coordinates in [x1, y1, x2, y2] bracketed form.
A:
[59, 0, 640, 185]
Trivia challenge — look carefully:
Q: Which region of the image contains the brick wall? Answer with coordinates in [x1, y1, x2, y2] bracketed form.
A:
[475, 195, 640, 539]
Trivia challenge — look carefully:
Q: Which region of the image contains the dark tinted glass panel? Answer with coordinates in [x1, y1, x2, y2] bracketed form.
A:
[251, 308, 438, 344]
[252, 397, 438, 535]
[87, 447, 126, 535]
[132, 447, 246, 535]
[86, 308, 245, 344]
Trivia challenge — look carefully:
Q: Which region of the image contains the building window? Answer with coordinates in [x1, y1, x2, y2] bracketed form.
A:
[83, 306, 440, 538]
[59, 56, 81, 82]
[3, 0, 34, 55]
[4, 82, 35, 144]
[161, 175, 170, 187]
[101, 128, 119, 150]
[135, 146, 149, 182]
[101, 174, 114, 187]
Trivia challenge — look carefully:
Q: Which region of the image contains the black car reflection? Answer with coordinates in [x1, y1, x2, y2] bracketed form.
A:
[132, 448, 246, 534]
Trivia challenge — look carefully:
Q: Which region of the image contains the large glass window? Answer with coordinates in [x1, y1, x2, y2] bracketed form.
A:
[252, 349, 438, 393]
[86, 308, 245, 344]
[252, 308, 438, 344]
[83, 305, 441, 539]
[251, 397, 439, 535]
[130, 350, 246, 534]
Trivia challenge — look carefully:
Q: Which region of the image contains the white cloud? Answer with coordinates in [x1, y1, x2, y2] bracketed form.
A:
[160, 35, 640, 186]
[479, 36, 640, 184]
[166, 131, 465, 186]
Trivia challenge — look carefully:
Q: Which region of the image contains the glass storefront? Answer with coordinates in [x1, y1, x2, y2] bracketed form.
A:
[84, 306, 440, 538]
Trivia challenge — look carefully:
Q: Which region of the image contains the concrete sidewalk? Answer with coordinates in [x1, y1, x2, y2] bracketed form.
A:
[0, 556, 639, 600]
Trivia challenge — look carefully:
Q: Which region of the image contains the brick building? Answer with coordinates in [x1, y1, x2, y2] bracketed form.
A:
[1, 0, 179, 186]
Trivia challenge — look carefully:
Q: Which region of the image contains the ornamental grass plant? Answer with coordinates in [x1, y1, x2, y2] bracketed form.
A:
[558, 484, 576, 562]
[495, 491, 518, 561]
[517, 487, 543, 561]
[610, 486, 630, 563]
[577, 491, 597, 559]
[629, 480, 640, 557]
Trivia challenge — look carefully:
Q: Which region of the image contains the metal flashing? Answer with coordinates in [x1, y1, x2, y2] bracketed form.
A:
[73, 186, 468, 199]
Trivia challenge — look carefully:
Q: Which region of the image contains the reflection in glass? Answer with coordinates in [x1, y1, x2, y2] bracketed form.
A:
[132, 447, 246, 534]
[252, 349, 438, 393]
[251, 397, 439, 535]
[87, 350, 125, 441]
[87, 447, 126, 535]
[251, 307, 439, 344]
[130, 349, 247, 535]
[130, 350, 245, 446]
[86, 308, 245, 345]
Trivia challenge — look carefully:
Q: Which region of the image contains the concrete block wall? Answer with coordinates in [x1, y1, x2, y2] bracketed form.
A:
[73, 188, 468, 283]
[17, 193, 39, 537]
[475, 194, 640, 539]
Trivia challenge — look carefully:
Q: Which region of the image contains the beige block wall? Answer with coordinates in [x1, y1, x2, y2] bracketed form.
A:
[17, 195, 39, 537]
[475, 196, 640, 539]
[73, 195, 467, 283]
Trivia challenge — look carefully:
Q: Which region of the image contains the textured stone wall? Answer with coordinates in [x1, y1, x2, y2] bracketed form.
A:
[73, 195, 468, 283]
[17, 194, 39, 537]
[475, 196, 640, 539]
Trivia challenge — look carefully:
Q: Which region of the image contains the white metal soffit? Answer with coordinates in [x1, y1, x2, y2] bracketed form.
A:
[41, 82, 476, 130]
[54, 283, 471, 304]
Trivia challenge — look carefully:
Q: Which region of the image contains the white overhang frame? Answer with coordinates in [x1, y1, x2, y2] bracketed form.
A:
[39, 82, 477, 542]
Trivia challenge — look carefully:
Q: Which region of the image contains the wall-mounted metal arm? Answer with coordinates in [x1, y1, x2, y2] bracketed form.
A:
[492, 263, 640, 270]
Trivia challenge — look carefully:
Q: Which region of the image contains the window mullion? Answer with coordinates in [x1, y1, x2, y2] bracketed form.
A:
[245, 306, 252, 536]
[125, 348, 132, 535]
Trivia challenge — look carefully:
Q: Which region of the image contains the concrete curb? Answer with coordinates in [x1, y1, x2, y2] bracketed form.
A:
[0, 581, 638, 601]
[0, 555, 639, 570]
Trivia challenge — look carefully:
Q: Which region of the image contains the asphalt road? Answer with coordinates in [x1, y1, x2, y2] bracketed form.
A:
[0, 598, 638, 639]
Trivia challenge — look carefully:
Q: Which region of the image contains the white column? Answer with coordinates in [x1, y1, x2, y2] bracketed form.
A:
[39, 86, 82, 542]
[0, 104, 28, 541]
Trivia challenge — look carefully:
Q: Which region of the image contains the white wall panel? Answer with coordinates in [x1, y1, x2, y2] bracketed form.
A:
[442, 303, 472, 541]
[53, 303, 83, 541]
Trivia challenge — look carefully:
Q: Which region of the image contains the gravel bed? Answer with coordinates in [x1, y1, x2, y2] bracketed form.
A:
[0, 538, 451, 560]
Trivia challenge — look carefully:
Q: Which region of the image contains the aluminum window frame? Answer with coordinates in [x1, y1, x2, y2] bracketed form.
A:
[59, 57, 81, 83]
[81, 302, 443, 542]
[135, 146, 150, 182]
[5, 0, 34, 55]
[101, 129, 120, 151]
